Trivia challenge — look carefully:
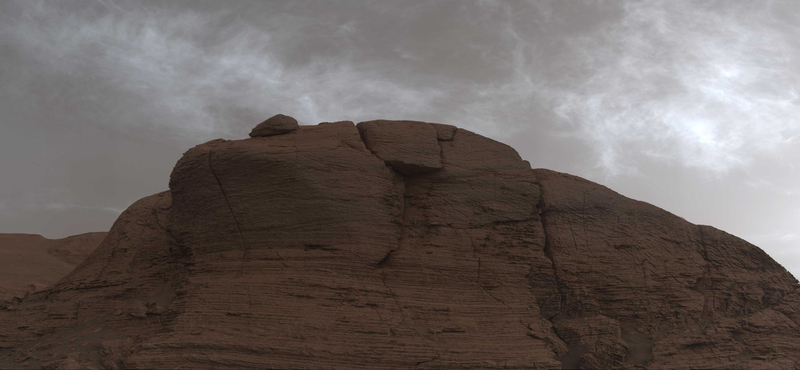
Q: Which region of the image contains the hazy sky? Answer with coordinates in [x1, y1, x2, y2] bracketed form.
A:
[1, 0, 798, 278]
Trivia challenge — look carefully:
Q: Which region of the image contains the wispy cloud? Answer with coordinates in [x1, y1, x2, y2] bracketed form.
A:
[43, 202, 125, 214]
[1, 1, 443, 142]
[0, 188, 126, 216]
[5, 1, 798, 174]
[743, 177, 800, 196]
[542, 0, 800, 176]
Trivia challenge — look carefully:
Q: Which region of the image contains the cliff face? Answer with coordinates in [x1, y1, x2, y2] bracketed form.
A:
[0, 118, 797, 369]
[534, 170, 800, 369]
[0, 232, 106, 302]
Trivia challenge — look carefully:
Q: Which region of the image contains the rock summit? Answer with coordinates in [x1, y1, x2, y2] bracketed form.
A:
[248, 113, 299, 137]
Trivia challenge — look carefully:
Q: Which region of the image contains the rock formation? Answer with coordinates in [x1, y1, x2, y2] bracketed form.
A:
[0, 232, 106, 302]
[249, 114, 299, 137]
[0, 116, 797, 369]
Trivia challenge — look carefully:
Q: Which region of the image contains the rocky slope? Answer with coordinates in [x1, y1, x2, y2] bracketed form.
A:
[0, 117, 797, 369]
[0, 232, 106, 302]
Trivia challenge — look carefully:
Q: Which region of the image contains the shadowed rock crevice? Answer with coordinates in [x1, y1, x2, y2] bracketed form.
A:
[356, 120, 442, 175]
[354, 121, 443, 267]
[207, 150, 248, 270]
[383, 175, 411, 267]
[376, 249, 394, 268]
[533, 177, 573, 368]
[431, 123, 457, 141]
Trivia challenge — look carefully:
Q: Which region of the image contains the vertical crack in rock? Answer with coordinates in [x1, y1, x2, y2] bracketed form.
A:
[207, 151, 248, 272]
[397, 179, 410, 252]
[354, 122, 412, 265]
[356, 124, 375, 157]
[378, 176, 412, 332]
[375, 176, 408, 268]
[381, 269, 408, 328]
[536, 186, 565, 320]
[697, 226, 714, 319]
[355, 122, 415, 332]
[433, 123, 449, 165]
[565, 219, 580, 253]
[581, 184, 589, 246]
[534, 180, 571, 360]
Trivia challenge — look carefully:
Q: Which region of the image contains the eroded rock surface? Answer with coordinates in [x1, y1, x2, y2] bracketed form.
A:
[357, 120, 442, 174]
[248, 114, 299, 137]
[0, 120, 797, 369]
[533, 169, 800, 369]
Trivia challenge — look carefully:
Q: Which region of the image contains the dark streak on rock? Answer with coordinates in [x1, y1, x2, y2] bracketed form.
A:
[208, 151, 248, 272]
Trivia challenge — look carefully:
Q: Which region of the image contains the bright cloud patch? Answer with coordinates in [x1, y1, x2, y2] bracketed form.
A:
[547, 0, 800, 175]
[1, 2, 443, 142]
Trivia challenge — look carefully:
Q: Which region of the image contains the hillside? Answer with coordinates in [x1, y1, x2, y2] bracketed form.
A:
[0, 232, 106, 302]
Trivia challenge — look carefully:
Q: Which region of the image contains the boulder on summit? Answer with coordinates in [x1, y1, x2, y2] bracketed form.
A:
[248, 113, 299, 137]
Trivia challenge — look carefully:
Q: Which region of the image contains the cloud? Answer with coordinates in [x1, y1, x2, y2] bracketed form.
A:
[744, 177, 800, 196]
[541, 0, 800, 176]
[43, 202, 125, 214]
[1, 1, 444, 143]
[0, 188, 125, 216]
[4, 0, 799, 175]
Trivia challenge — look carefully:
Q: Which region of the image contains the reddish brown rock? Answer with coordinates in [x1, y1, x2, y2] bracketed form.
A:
[357, 120, 442, 174]
[248, 114, 299, 137]
[0, 120, 797, 369]
[431, 123, 457, 141]
[0, 232, 106, 302]
[0, 191, 183, 368]
[533, 169, 800, 369]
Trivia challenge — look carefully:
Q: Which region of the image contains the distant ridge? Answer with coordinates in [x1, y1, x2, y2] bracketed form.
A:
[0, 232, 106, 302]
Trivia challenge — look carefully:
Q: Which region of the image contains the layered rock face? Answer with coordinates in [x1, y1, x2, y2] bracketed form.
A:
[0, 232, 106, 302]
[0, 118, 798, 369]
[534, 170, 800, 369]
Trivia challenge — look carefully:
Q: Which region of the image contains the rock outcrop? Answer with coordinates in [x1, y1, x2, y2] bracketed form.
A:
[0, 232, 106, 302]
[356, 120, 443, 174]
[0, 116, 797, 369]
